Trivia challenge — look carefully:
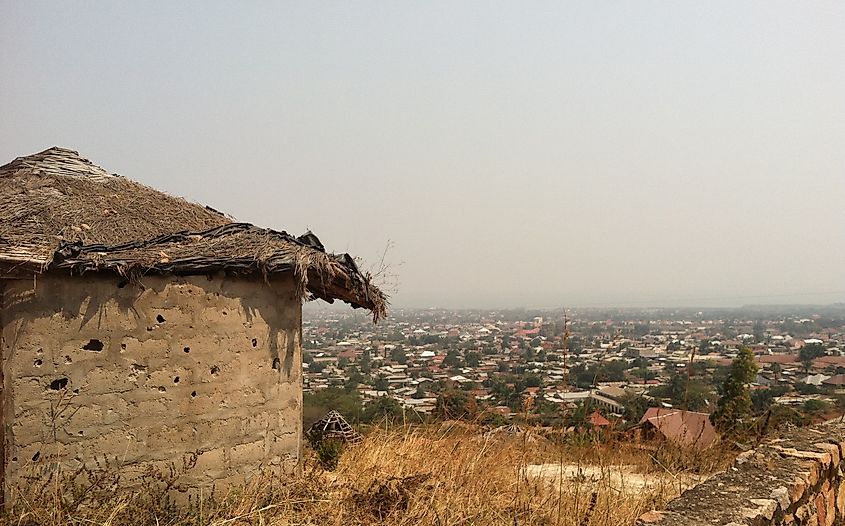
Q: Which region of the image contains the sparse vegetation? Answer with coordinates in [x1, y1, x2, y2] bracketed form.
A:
[7, 424, 733, 526]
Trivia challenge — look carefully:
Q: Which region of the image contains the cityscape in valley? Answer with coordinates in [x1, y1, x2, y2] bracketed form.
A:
[304, 305, 845, 443]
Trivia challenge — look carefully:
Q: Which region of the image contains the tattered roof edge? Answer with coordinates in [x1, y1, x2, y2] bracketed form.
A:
[0, 147, 387, 321]
[47, 223, 388, 321]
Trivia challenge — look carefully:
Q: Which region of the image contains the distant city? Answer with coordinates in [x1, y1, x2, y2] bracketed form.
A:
[303, 305, 845, 435]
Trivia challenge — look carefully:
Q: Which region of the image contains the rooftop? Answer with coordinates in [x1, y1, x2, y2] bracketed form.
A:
[0, 147, 386, 319]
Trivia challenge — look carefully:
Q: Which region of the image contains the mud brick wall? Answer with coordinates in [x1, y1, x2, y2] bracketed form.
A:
[0, 272, 302, 501]
[638, 421, 845, 526]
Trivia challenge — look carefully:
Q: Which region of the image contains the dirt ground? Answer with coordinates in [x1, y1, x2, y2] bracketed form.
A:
[525, 462, 707, 494]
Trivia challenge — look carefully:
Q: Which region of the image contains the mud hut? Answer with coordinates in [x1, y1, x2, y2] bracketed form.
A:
[0, 147, 386, 501]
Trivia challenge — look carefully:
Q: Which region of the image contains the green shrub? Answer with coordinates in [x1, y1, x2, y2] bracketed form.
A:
[803, 399, 830, 414]
[315, 438, 345, 471]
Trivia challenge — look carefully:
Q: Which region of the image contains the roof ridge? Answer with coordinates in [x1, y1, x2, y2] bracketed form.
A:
[1, 146, 117, 181]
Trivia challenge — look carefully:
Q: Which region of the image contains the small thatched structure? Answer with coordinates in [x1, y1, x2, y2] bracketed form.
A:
[307, 410, 364, 444]
[0, 147, 385, 503]
[484, 423, 548, 445]
[488, 423, 525, 436]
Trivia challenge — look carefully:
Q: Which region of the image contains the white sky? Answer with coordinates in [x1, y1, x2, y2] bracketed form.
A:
[2, 1, 844, 308]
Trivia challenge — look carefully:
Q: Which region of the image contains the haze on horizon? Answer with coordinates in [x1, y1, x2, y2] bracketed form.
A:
[2, 2, 843, 309]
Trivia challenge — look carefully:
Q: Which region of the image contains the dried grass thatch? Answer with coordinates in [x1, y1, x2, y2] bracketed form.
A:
[0, 147, 387, 320]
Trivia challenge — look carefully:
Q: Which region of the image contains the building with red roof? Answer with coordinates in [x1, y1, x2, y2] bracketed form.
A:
[637, 408, 718, 449]
[588, 411, 611, 428]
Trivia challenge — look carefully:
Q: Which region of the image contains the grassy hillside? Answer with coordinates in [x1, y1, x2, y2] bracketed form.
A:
[9, 424, 733, 526]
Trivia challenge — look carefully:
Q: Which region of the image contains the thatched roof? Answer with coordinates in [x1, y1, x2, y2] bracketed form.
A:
[306, 410, 363, 444]
[0, 147, 386, 320]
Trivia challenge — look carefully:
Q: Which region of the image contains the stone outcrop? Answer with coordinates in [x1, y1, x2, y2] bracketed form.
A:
[637, 420, 845, 526]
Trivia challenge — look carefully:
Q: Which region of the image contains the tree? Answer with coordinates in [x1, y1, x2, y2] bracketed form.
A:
[480, 411, 509, 427]
[601, 360, 628, 381]
[711, 347, 758, 434]
[490, 378, 520, 410]
[803, 399, 830, 415]
[344, 366, 364, 391]
[648, 372, 711, 411]
[570, 363, 594, 389]
[362, 396, 404, 422]
[633, 365, 655, 382]
[631, 323, 649, 337]
[751, 385, 788, 414]
[564, 402, 588, 429]
[373, 375, 389, 391]
[444, 349, 463, 370]
[465, 351, 481, 368]
[567, 336, 584, 354]
[769, 405, 807, 429]
[799, 343, 825, 373]
[359, 349, 372, 374]
[390, 347, 408, 364]
[303, 388, 362, 427]
[533, 399, 564, 426]
[753, 320, 765, 343]
[434, 389, 477, 420]
[794, 382, 820, 395]
[619, 393, 650, 424]
[413, 383, 428, 399]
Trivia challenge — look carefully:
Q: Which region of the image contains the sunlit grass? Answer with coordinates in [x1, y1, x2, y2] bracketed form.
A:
[7, 424, 734, 526]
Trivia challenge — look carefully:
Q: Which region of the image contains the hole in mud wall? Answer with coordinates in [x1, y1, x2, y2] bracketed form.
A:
[252, 338, 258, 347]
[82, 339, 104, 352]
[158, 386, 166, 393]
[33, 358, 43, 367]
[210, 365, 219, 376]
[272, 358, 280, 370]
[183, 347, 190, 353]
[49, 378, 69, 390]
[65, 355, 72, 364]
[173, 376, 180, 384]
[32, 451, 41, 462]
[191, 391, 197, 398]
[156, 314, 166, 323]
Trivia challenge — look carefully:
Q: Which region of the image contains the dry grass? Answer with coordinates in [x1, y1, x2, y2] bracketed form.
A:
[6, 425, 734, 526]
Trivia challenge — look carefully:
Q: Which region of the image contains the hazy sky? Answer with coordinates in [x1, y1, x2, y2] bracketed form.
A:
[2, 2, 844, 308]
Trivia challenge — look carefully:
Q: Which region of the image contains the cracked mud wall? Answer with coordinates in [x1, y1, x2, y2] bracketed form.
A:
[0, 272, 302, 500]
